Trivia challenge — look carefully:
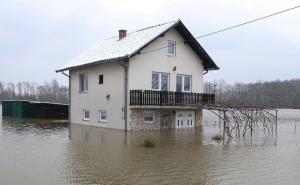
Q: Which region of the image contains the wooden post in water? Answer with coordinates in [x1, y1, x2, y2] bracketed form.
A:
[223, 110, 226, 141]
[275, 110, 278, 135]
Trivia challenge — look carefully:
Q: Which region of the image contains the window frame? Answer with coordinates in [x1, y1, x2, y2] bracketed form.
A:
[151, 72, 170, 91]
[176, 74, 192, 92]
[143, 111, 155, 123]
[79, 73, 88, 93]
[83, 109, 90, 121]
[99, 110, 107, 123]
[167, 40, 176, 56]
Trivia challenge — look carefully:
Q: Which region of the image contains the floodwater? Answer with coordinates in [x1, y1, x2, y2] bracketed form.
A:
[0, 106, 300, 185]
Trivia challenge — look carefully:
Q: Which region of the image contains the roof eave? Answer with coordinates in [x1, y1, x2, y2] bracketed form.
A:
[175, 21, 219, 70]
[55, 56, 129, 73]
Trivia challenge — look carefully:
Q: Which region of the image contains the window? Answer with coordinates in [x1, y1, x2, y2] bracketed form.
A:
[144, 111, 155, 123]
[83, 110, 90, 121]
[79, 73, 88, 92]
[152, 72, 169, 91]
[167, 40, 176, 55]
[99, 75, 103, 84]
[176, 75, 192, 92]
[99, 110, 107, 123]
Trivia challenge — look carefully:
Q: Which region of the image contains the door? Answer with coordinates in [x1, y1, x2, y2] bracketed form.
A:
[160, 112, 171, 129]
[175, 111, 195, 128]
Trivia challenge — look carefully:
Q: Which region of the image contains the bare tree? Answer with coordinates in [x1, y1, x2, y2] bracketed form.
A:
[0, 80, 69, 104]
[205, 78, 300, 109]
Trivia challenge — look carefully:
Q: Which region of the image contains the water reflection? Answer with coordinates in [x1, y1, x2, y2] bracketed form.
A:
[2, 117, 68, 137]
[68, 124, 215, 185]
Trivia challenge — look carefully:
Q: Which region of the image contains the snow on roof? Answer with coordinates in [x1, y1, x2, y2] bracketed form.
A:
[57, 20, 179, 72]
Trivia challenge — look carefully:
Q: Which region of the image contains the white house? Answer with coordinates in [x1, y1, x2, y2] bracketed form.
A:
[56, 20, 219, 130]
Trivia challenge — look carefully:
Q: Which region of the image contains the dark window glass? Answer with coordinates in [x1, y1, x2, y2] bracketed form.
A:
[184, 76, 191, 92]
[161, 74, 169, 91]
[152, 73, 159, 90]
[79, 74, 88, 92]
[79, 74, 84, 92]
[99, 75, 103, 84]
[176, 76, 182, 92]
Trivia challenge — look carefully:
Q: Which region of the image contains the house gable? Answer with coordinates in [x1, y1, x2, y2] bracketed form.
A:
[128, 27, 205, 93]
[56, 20, 218, 73]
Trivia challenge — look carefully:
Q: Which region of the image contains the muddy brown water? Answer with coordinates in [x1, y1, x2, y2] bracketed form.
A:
[0, 107, 300, 185]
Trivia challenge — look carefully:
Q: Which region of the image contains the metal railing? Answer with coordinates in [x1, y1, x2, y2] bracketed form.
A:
[129, 90, 215, 106]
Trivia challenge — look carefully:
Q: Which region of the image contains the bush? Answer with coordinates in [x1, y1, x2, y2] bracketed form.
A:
[211, 134, 223, 141]
[143, 137, 156, 147]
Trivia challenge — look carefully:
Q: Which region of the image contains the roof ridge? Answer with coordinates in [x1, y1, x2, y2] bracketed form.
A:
[102, 19, 180, 41]
[133, 19, 179, 33]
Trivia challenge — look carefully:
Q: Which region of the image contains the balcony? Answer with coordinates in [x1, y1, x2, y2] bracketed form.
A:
[129, 90, 215, 107]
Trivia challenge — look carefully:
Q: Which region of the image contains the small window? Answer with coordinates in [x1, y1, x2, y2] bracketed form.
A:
[79, 73, 88, 92]
[83, 110, 90, 121]
[167, 40, 176, 55]
[99, 110, 107, 123]
[99, 75, 103, 84]
[144, 111, 155, 123]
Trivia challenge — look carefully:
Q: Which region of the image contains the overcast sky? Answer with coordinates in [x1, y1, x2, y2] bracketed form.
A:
[1, 0, 299, 85]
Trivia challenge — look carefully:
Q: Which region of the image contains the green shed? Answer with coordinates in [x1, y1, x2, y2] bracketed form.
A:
[2, 100, 68, 119]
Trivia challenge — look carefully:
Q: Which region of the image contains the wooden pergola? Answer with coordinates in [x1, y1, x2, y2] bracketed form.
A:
[199, 103, 278, 139]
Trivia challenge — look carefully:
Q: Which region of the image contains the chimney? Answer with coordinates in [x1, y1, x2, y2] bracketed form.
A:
[118, 29, 127, 40]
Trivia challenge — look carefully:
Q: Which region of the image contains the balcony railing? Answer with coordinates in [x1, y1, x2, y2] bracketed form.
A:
[130, 90, 215, 107]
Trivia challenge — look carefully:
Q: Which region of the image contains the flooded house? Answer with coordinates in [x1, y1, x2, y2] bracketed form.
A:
[56, 20, 219, 130]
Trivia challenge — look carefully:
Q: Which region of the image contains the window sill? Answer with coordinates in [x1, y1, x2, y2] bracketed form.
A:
[79, 91, 88, 94]
[144, 121, 155, 124]
[99, 120, 107, 123]
[83, 118, 90, 121]
[167, 53, 176, 57]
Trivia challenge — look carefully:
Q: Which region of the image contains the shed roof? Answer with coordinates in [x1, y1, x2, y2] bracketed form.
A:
[56, 20, 219, 72]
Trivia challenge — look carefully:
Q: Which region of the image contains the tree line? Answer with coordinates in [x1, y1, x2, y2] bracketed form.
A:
[204, 79, 300, 109]
[1, 78, 299, 108]
[0, 80, 68, 104]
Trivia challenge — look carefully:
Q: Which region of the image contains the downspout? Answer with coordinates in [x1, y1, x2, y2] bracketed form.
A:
[118, 58, 129, 131]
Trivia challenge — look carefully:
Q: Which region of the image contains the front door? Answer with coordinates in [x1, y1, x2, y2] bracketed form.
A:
[160, 112, 171, 129]
[175, 111, 195, 128]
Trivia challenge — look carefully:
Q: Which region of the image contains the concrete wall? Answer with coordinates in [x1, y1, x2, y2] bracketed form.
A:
[70, 62, 125, 129]
[128, 27, 204, 92]
[129, 109, 203, 131]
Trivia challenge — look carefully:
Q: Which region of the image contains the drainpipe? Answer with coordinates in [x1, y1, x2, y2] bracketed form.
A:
[118, 58, 129, 131]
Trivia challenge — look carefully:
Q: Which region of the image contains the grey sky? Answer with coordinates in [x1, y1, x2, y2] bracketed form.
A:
[1, 0, 299, 85]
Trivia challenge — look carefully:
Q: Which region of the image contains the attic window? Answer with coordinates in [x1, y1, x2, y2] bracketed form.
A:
[167, 40, 176, 55]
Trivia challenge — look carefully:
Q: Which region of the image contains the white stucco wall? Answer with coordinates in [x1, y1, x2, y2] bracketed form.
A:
[70, 28, 205, 130]
[70, 62, 125, 129]
[128, 28, 204, 93]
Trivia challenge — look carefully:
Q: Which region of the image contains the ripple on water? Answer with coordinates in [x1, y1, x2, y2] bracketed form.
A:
[0, 109, 300, 185]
